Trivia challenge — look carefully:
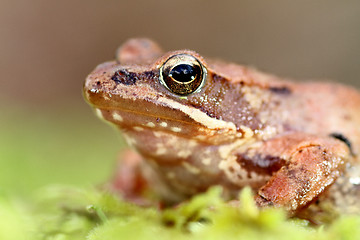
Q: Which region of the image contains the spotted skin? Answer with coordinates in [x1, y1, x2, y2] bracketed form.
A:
[84, 38, 360, 220]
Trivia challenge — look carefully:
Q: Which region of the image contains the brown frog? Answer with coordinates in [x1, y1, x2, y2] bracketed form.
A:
[84, 38, 360, 217]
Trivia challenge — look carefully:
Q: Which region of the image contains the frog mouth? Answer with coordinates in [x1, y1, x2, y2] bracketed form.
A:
[85, 85, 237, 132]
[84, 89, 238, 146]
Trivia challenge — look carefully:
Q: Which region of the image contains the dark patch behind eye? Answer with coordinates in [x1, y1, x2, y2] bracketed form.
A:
[330, 133, 354, 155]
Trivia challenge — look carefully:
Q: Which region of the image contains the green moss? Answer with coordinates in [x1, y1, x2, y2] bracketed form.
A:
[0, 194, 32, 240]
[0, 185, 358, 240]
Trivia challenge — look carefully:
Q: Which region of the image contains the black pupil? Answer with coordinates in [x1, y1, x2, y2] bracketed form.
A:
[170, 64, 198, 83]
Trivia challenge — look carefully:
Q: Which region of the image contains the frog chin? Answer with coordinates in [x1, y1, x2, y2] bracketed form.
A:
[87, 91, 240, 144]
[92, 104, 240, 149]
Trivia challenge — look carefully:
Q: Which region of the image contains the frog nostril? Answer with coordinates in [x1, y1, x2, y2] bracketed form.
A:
[330, 133, 354, 155]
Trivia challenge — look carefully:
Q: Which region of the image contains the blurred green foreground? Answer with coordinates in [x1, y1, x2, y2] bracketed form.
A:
[1, 104, 360, 239]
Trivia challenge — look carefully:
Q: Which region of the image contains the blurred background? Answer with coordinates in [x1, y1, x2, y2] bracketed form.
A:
[1, 0, 359, 195]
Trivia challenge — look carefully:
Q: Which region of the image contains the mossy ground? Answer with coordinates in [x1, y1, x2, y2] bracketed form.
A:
[1, 105, 359, 239]
[2, 185, 360, 240]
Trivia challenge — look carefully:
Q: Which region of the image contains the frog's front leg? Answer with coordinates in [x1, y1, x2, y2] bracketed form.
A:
[235, 133, 351, 212]
[110, 150, 181, 205]
[110, 150, 149, 202]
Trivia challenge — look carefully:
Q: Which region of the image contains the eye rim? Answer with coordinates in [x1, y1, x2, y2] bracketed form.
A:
[159, 54, 207, 96]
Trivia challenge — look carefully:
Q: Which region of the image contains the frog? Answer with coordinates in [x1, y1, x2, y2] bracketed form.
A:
[84, 38, 360, 218]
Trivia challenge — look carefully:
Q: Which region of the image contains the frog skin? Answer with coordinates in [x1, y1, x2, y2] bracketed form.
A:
[84, 38, 360, 216]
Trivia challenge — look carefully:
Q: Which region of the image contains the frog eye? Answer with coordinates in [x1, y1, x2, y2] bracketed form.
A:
[159, 54, 207, 95]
